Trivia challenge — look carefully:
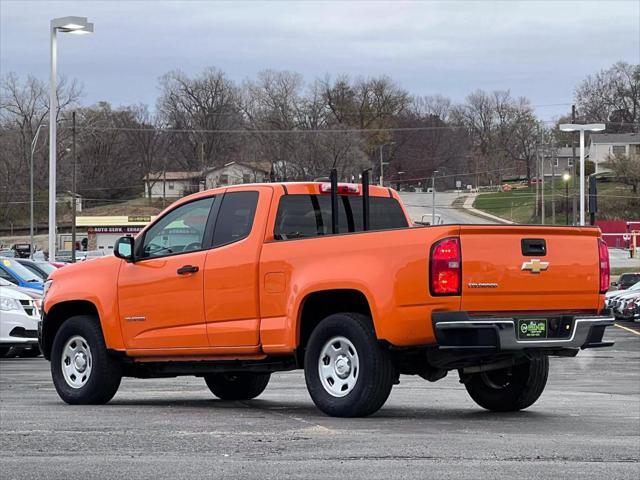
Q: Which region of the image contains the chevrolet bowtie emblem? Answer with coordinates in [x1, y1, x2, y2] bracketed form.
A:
[521, 259, 550, 274]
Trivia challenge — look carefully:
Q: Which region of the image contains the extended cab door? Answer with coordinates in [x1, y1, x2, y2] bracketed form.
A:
[118, 196, 216, 350]
[202, 187, 272, 349]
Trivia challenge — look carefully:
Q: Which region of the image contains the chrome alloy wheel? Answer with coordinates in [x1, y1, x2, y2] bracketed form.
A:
[318, 336, 359, 397]
[61, 335, 93, 389]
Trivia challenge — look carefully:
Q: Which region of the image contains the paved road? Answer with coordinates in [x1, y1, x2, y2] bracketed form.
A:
[399, 192, 492, 224]
[1, 324, 638, 479]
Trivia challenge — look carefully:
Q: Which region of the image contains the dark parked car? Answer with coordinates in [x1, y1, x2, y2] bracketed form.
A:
[15, 258, 58, 281]
[613, 273, 640, 290]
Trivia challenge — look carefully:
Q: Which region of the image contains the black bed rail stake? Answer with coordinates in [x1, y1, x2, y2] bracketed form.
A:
[362, 169, 370, 231]
[330, 168, 338, 234]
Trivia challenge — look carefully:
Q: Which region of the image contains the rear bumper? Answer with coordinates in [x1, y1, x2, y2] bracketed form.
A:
[432, 312, 614, 351]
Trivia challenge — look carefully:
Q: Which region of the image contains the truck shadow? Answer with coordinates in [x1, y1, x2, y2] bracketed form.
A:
[104, 397, 561, 423]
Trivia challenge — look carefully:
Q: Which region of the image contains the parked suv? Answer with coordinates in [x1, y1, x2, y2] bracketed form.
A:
[1, 278, 41, 357]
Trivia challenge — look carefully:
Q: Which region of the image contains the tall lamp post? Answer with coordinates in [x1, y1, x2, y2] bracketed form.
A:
[431, 170, 439, 226]
[558, 123, 605, 226]
[562, 172, 571, 225]
[379, 142, 395, 186]
[30, 123, 47, 258]
[49, 16, 93, 261]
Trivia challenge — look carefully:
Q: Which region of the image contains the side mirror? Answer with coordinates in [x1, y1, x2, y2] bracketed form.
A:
[114, 236, 135, 262]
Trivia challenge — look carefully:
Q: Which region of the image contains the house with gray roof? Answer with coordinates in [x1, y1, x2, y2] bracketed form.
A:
[589, 132, 640, 174]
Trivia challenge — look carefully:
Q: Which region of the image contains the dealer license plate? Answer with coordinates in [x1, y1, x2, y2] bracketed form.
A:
[517, 319, 547, 340]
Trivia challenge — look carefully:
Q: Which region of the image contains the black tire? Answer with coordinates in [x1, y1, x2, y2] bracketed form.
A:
[51, 315, 122, 405]
[304, 312, 396, 418]
[462, 355, 549, 412]
[0, 346, 12, 358]
[204, 373, 271, 400]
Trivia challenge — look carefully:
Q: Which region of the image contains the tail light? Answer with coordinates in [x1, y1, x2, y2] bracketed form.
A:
[430, 237, 461, 296]
[598, 238, 610, 294]
[319, 183, 360, 195]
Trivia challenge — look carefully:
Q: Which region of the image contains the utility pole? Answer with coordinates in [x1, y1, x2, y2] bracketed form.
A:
[71, 111, 77, 263]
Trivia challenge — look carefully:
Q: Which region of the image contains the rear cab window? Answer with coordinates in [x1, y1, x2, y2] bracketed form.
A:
[213, 191, 259, 246]
[274, 194, 408, 239]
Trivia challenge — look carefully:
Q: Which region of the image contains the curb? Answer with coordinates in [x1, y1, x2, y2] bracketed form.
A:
[458, 195, 515, 224]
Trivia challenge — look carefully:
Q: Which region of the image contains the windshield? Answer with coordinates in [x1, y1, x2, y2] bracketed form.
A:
[0, 257, 42, 283]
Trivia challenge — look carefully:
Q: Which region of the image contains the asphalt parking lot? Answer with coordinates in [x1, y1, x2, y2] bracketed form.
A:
[1, 324, 639, 480]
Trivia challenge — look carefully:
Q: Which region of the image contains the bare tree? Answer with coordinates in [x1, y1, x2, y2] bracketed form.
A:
[576, 62, 640, 132]
[158, 68, 243, 170]
[0, 73, 81, 225]
[123, 105, 166, 198]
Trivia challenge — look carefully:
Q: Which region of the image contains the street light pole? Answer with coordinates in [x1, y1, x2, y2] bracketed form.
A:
[379, 145, 384, 186]
[432, 170, 439, 225]
[48, 16, 93, 261]
[579, 129, 585, 226]
[562, 172, 571, 226]
[71, 111, 77, 263]
[378, 142, 395, 186]
[30, 123, 45, 258]
[48, 23, 57, 261]
[541, 129, 545, 225]
[558, 123, 605, 226]
[565, 181, 569, 225]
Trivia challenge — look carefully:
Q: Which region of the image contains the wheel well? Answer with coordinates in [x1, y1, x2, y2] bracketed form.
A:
[41, 301, 99, 360]
[297, 289, 373, 364]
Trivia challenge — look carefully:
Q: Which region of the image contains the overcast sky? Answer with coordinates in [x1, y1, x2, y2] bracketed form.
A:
[1, 0, 639, 120]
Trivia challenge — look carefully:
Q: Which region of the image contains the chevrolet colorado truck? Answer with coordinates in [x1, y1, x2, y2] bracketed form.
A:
[39, 179, 614, 417]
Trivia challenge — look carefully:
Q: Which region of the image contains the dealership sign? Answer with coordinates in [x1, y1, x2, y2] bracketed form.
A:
[87, 226, 145, 234]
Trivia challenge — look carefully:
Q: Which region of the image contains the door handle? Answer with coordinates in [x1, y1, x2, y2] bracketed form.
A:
[177, 265, 199, 275]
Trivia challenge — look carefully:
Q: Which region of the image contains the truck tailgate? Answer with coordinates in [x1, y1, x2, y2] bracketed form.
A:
[459, 225, 602, 313]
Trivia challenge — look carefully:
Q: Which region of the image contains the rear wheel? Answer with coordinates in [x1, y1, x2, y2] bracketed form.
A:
[304, 312, 395, 417]
[51, 315, 122, 405]
[461, 355, 549, 412]
[0, 346, 11, 358]
[204, 373, 270, 400]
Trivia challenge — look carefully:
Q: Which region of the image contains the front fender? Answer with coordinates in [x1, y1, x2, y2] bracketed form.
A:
[43, 257, 125, 352]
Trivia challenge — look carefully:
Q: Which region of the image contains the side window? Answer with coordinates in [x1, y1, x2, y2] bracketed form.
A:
[212, 191, 259, 246]
[140, 197, 214, 259]
[274, 195, 408, 239]
[274, 195, 348, 238]
[348, 197, 409, 231]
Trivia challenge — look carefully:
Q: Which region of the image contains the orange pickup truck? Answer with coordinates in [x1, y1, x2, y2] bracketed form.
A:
[39, 179, 614, 417]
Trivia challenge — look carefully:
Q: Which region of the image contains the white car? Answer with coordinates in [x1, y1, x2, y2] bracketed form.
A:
[0, 279, 41, 357]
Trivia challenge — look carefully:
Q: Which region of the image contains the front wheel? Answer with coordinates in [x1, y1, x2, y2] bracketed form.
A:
[51, 316, 122, 405]
[204, 373, 271, 400]
[461, 355, 549, 412]
[304, 312, 396, 417]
